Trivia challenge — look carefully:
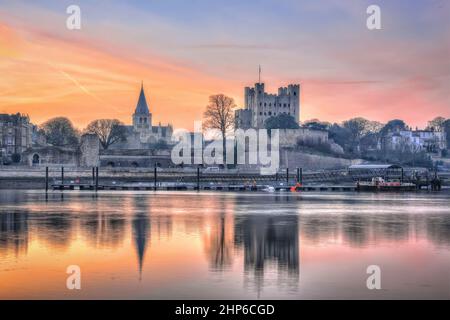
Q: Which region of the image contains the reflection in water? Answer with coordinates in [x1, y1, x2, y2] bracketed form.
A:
[235, 214, 299, 295]
[0, 191, 449, 299]
[0, 212, 28, 258]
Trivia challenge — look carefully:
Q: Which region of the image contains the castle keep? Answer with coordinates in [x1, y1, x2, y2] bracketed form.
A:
[235, 82, 300, 129]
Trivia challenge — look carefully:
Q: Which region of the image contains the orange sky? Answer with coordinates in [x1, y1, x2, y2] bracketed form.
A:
[0, 1, 449, 131]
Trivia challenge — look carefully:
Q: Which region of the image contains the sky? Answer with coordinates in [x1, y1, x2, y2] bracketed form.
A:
[0, 0, 449, 130]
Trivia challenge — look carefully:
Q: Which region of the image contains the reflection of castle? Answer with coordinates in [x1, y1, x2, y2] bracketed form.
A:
[234, 214, 299, 294]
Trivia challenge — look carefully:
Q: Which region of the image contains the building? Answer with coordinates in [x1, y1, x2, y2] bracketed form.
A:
[0, 113, 33, 163]
[235, 82, 300, 129]
[112, 83, 173, 149]
[381, 128, 446, 153]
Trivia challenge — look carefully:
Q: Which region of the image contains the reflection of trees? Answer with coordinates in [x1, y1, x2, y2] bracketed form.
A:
[35, 212, 73, 250]
[341, 215, 370, 247]
[234, 215, 299, 294]
[300, 216, 340, 244]
[203, 211, 234, 271]
[0, 212, 29, 258]
[372, 214, 409, 242]
[80, 212, 125, 248]
[426, 215, 450, 247]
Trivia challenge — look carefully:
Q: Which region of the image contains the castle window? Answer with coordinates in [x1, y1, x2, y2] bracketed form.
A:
[260, 112, 262, 115]
[264, 103, 266, 106]
[294, 92, 296, 96]
[288, 104, 290, 107]
[283, 103, 286, 107]
[264, 112, 266, 116]
[268, 112, 272, 115]
[260, 102, 262, 106]
[279, 103, 281, 107]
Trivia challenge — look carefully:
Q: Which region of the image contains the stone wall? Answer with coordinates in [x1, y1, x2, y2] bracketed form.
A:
[21, 146, 80, 167]
[79, 134, 100, 167]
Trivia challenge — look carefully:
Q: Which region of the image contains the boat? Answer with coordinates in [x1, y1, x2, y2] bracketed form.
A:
[356, 177, 416, 191]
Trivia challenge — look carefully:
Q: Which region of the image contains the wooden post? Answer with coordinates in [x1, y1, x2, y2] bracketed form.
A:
[95, 167, 99, 191]
[45, 166, 49, 193]
[61, 166, 64, 185]
[300, 168, 303, 185]
[401, 168, 404, 184]
[296, 168, 300, 183]
[197, 167, 200, 190]
[286, 168, 289, 185]
[154, 166, 157, 190]
[92, 167, 95, 186]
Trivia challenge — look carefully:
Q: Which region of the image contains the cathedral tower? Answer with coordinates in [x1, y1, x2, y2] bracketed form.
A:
[132, 82, 152, 132]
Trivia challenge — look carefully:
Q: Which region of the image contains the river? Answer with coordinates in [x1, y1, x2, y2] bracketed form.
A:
[0, 190, 449, 299]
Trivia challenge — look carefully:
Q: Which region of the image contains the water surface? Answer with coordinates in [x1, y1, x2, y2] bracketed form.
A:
[0, 190, 449, 299]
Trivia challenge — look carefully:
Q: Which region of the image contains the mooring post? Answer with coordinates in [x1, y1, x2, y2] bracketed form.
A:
[61, 166, 64, 185]
[92, 167, 95, 186]
[45, 166, 49, 193]
[296, 168, 300, 183]
[95, 166, 99, 191]
[154, 166, 157, 190]
[286, 168, 289, 185]
[401, 168, 404, 184]
[300, 168, 303, 185]
[197, 167, 200, 190]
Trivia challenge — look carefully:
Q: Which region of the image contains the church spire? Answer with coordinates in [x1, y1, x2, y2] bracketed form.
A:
[134, 82, 150, 115]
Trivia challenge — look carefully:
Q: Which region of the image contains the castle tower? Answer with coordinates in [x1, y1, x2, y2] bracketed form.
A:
[132, 82, 152, 131]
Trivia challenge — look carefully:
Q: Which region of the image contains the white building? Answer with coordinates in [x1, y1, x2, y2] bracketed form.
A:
[383, 129, 446, 153]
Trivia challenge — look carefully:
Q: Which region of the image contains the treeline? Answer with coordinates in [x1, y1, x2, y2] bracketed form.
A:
[303, 116, 450, 167]
[37, 117, 127, 150]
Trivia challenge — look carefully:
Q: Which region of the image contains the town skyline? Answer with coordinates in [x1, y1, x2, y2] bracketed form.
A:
[1, 0, 449, 130]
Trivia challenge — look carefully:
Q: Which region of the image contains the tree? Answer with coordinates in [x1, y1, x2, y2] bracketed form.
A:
[380, 119, 407, 136]
[264, 114, 299, 130]
[427, 116, 446, 131]
[85, 119, 127, 150]
[303, 119, 330, 131]
[203, 94, 236, 159]
[40, 117, 79, 147]
[329, 123, 352, 152]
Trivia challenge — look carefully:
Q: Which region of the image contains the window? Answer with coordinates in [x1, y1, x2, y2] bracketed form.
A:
[269, 103, 271, 106]
[264, 112, 266, 116]
[288, 103, 290, 107]
[264, 102, 266, 106]
[268, 112, 272, 115]
[260, 102, 262, 106]
[283, 103, 286, 107]
[259, 112, 262, 115]
[294, 92, 296, 96]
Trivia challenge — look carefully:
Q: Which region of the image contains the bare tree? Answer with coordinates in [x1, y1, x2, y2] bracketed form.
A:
[203, 94, 236, 160]
[85, 119, 127, 150]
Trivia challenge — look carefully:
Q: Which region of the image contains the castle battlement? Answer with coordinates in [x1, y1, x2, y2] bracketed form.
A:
[238, 82, 300, 129]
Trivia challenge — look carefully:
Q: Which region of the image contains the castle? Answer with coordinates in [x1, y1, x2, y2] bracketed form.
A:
[235, 82, 300, 129]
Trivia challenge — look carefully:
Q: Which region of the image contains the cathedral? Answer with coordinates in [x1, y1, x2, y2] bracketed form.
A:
[113, 83, 173, 149]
